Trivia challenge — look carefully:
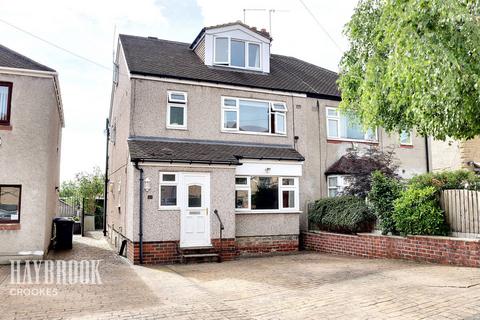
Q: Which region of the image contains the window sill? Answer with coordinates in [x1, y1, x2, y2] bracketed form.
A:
[0, 124, 12, 131]
[399, 144, 414, 148]
[327, 138, 378, 145]
[158, 207, 180, 211]
[235, 210, 302, 215]
[221, 130, 287, 137]
[166, 126, 188, 131]
[0, 223, 20, 230]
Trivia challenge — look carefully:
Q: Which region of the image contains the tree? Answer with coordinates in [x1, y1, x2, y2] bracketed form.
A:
[341, 147, 399, 198]
[60, 167, 104, 213]
[338, 0, 480, 140]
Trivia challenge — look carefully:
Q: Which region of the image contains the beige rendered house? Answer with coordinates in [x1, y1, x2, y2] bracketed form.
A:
[106, 22, 430, 264]
[0, 44, 64, 263]
[431, 138, 480, 173]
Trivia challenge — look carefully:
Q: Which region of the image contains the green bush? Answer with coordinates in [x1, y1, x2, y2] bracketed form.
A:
[408, 170, 480, 192]
[369, 171, 402, 235]
[393, 186, 448, 236]
[309, 196, 376, 234]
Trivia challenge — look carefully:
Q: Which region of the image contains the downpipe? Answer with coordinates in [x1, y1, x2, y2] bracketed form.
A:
[134, 161, 144, 264]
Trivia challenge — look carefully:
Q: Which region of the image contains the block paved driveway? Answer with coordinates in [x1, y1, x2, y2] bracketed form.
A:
[1, 233, 480, 319]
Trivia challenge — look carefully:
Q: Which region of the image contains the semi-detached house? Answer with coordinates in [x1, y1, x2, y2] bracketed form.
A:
[107, 22, 429, 264]
[0, 44, 63, 263]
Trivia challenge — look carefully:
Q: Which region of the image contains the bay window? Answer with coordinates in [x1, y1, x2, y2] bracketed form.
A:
[159, 173, 178, 209]
[167, 91, 187, 129]
[0, 82, 12, 126]
[326, 107, 377, 142]
[214, 37, 261, 70]
[0, 185, 21, 223]
[221, 97, 287, 135]
[235, 176, 299, 211]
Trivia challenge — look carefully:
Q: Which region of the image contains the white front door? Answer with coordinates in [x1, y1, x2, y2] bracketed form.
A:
[180, 173, 211, 248]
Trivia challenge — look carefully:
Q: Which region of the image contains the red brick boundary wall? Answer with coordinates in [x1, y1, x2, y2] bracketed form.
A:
[302, 231, 480, 268]
[237, 235, 299, 255]
[127, 238, 237, 264]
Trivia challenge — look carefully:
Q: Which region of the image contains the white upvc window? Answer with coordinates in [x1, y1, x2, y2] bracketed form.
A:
[235, 176, 299, 212]
[400, 130, 413, 146]
[213, 36, 261, 70]
[327, 175, 349, 197]
[167, 91, 187, 130]
[221, 97, 287, 135]
[159, 172, 178, 209]
[326, 107, 377, 142]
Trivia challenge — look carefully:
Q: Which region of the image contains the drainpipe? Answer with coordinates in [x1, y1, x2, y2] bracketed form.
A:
[134, 160, 144, 264]
[425, 136, 430, 173]
[103, 118, 109, 237]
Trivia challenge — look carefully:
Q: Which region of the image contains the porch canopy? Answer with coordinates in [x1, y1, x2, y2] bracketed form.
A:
[128, 137, 304, 165]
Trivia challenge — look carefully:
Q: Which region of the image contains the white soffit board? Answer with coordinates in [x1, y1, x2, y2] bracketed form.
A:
[236, 161, 303, 176]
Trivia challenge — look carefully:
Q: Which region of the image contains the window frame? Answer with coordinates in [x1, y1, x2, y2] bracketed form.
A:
[327, 175, 348, 197]
[0, 184, 21, 224]
[0, 82, 13, 126]
[221, 96, 287, 136]
[235, 176, 251, 210]
[213, 36, 230, 65]
[213, 36, 262, 71]
[400, 130, 413, 146]
[166, 91, 187, 130]
[235, 176, 299, 213]
[158, 172, 179, 210]
[326, 107, 378, 142]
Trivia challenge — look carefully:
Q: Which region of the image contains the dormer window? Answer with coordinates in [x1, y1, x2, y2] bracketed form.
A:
[214, 37, 261, 70]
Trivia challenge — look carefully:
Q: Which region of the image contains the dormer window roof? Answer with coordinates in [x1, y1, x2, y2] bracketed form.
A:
[190, 21, 272, 73]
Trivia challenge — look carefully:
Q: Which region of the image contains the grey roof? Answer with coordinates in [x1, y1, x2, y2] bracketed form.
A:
[0, 44, 55, 72]
[119, 34, 340, 100]
[128, 137, 305, 165]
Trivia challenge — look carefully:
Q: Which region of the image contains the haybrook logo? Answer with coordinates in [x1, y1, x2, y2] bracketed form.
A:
[10, 260, 103, 285]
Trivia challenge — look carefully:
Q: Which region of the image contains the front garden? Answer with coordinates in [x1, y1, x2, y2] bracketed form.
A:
[306, 148, 480, 267]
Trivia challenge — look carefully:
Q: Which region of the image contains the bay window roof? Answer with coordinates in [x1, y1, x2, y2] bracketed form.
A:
[128, 137, 305, 165]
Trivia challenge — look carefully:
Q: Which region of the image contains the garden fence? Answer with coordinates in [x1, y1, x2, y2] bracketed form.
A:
[441, 190, 480, 237]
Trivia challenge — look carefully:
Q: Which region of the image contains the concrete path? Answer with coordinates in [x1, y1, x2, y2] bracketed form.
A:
[1, 232, 480, 319]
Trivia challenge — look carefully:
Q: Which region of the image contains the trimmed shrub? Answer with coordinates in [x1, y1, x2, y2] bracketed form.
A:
[309, 196, 376, 234]
[393, 186, 448, 236]
[368, 171, 402, 235]
[408, 170, 480, 192]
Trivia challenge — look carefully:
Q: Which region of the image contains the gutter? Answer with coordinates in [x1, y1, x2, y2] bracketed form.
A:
[425, 137, 430, 173]
[103, 118, 110, 237]
[133, 160, 144, 264]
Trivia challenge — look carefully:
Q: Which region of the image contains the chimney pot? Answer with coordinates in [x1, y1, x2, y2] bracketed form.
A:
[261, 28, 267, 33]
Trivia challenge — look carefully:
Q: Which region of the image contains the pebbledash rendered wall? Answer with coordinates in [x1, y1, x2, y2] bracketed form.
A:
[302, 231, 480, 268]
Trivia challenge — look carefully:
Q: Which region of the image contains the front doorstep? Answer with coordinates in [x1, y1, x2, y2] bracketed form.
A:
[127, 235, 300, 265]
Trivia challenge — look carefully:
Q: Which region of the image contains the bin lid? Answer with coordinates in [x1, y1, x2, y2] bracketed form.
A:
[53, 217, 74, 224]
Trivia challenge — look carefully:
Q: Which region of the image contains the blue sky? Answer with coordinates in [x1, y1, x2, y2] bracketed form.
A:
[0, 0, 358, 181]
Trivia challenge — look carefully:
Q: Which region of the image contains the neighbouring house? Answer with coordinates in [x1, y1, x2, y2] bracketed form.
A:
[0, 44, 64, 263]
[106, 22, 430, 264]
[431, 138, 480, 174]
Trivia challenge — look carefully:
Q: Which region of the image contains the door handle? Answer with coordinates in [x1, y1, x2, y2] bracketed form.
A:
[206, 208, 208, 215]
